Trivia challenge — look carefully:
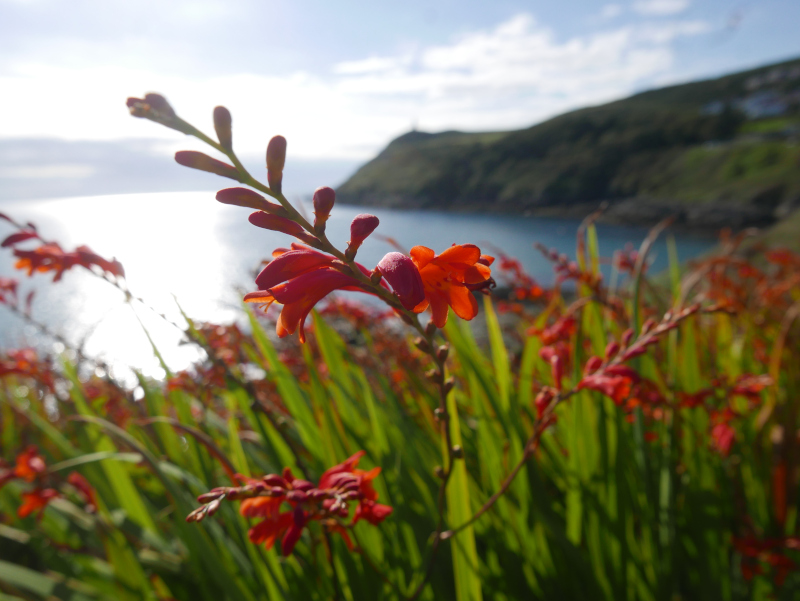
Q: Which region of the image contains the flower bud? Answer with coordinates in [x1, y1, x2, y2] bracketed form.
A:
[621, 328, 635, 347]
[414, 337, 430, 352]
[436, 345, 449, 363]
[248, 212, 321, 247]
[376, 252, 425, 310]
[370, 269, 383, 285]
[434, 466, 445, 479]
[347, 214, 380, 254]
[175, 151, 243, 181]
[605, 341, 620, 360]
[213, 106, 233, 151]
[313, 186, 336, 230]
[425, 368, 443, 383]
[205, 498, 222, 517]
[584, 356, 602, 375]
[443, 377, 455, 395]
[216, 188, 285, 215]
[425, 321, 437, 336]
[550, 355, 564, 390]
[433, 407, 443, 420]
[266, 135, 287, 194]
[451, 445, 464, 459]
[286, 490, 309, 503]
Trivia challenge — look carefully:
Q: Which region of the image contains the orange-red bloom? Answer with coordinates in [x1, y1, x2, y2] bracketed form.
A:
[18, 488, 59, 519]
[410, 244, 493, 328]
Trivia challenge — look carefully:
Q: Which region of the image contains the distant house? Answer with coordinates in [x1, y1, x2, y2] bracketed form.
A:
[736, 91, 789, 119]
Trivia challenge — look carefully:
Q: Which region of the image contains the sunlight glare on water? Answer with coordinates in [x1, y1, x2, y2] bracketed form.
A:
[0, 191, 717, 382]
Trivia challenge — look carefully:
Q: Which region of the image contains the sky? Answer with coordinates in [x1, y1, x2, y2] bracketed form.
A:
[1, 0, 799, 198]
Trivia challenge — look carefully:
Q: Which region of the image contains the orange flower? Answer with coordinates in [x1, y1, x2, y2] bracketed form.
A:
[18, 488, 59, 519]
[410, 244, 493, 328]
[14, 446, 46, 482]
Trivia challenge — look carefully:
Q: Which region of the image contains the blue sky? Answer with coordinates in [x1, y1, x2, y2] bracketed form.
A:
[1, 0, 799, 196]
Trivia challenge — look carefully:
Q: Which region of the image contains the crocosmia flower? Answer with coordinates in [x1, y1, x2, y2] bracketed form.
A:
[189, 451, 392, 557]
[410, 244, 493, 328]
[376, 252, 425, 311]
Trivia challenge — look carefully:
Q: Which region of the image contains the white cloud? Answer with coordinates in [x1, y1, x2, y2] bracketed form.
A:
[632, 0, 690, 16]
[0, 12, 713, 160]
[601, 4, 624, 19]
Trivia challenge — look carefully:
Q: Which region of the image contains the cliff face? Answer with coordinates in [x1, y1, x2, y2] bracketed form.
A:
[337, 57, 800, 230]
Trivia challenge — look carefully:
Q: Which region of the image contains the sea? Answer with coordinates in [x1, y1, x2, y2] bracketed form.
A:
[0, 192, 716, 385]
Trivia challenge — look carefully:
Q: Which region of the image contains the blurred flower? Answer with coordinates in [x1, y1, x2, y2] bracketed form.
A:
[18, 488, 59, 519]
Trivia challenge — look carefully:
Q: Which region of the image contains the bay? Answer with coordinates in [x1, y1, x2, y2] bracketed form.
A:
[0, 192, 715, 383]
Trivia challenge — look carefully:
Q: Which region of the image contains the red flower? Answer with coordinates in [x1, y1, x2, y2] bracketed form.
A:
[410, 244, 493, 328]
[245, 267, 368, 342]
[18, 488, 59, 519]
[13, 242, 123, 281]
[376, 252, 425, 311]
[67, 472, 97, 512]
[711, 422, 736, 456]
[13, 446, 46, 482]
[578, 372, 634, 404]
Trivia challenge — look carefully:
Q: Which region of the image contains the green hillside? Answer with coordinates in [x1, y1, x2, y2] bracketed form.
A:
[338, 57, 800, 230]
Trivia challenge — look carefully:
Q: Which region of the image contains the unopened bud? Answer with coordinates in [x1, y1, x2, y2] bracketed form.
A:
[451, 445, 463, 459]
[286, 490, 308, 503]
[641, 318, 656, 335]
[213, 106, 232, 151]
[175, 151, 243, 182]
[205, 498, 222, 517]
[414, 337, 430, 352]
[425, 321, 437, 336]
[217, 188, 285, 214]
[621, 328, 635, 347]
[370, 269, 383, 285]
[348, 214, 380, 250]
[426, 368, 443, 383]
[433, 407, 443, 420]
[443, 377, 455, 395]
[313, 186, 336, 226]
[605, 341, 620, 360]
[434, 466, 445, 479]
[263, 474, 287, 488]
[266, 135, 287, 194]
[436, 345, 449, 362]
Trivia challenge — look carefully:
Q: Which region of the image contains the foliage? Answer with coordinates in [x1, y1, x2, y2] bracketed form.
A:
[337, 57, 800, 213]
[0, 93, 799, 601]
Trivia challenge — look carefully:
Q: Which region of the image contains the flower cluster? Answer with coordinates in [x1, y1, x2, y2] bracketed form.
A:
[188, 451, 392, 556]
[734, 536, 800, 585]
[1, 218, 124, 283]
[0, 446, 96, 519]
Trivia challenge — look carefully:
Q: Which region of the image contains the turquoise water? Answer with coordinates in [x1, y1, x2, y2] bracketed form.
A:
[0, 192, 716, 381]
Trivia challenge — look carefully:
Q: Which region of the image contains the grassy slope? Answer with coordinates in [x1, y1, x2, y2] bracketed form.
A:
[338, 57, 800, 216]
